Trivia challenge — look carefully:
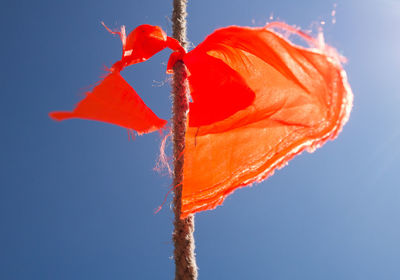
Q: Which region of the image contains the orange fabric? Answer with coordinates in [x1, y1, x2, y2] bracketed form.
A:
[102, 23, 184, 72]
[180, 24, 353, 218]
[50, 23, 353, 219]
[49, 72, 167, 134]
[50, 24, 184, 134]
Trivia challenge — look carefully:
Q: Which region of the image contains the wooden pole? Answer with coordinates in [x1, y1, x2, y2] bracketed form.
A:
[171, 0, 198, 279]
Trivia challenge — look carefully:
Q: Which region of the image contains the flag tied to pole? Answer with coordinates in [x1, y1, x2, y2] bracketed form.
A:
[50, 22, 353, 218]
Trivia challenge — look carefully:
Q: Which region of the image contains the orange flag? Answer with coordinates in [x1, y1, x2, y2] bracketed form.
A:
[180, 23, 352, 217]
[50, 22, 353, 218]
[49, 24, 184, 134]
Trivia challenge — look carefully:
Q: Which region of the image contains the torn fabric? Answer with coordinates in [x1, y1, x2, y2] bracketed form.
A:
[50, 22, 353, 219]
[180, 23, 352, 218]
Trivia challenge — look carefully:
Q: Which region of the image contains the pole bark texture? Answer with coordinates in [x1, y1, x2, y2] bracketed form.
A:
[171, 0, 198, 280]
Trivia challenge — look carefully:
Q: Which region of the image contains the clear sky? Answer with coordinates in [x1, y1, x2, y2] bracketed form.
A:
[1, 0, 400, 279]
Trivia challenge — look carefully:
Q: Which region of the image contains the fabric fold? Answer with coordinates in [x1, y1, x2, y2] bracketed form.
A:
[180, 23, 353, 218]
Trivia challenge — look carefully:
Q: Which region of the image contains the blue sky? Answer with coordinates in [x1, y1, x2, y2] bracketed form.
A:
[1, 0, 400, 279]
